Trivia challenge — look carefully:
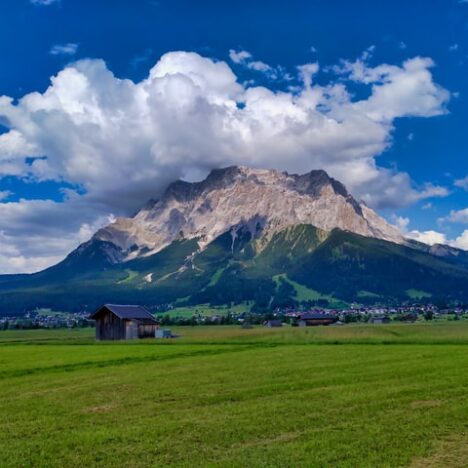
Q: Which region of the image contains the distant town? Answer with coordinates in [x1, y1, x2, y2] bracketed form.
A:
[1, 303, 467, 331]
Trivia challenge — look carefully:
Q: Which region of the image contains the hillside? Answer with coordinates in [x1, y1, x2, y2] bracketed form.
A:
[1, 225, 467, 315]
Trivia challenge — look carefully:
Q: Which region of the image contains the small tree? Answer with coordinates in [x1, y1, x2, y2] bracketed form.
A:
[424, 310, 433, 321]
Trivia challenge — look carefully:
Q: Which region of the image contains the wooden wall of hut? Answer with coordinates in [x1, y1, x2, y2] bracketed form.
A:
[95, 309, 126, 340]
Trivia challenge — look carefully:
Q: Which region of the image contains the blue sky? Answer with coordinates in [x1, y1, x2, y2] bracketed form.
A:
[0, 0, 467, 272]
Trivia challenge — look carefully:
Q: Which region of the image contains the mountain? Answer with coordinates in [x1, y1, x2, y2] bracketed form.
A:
[94, 166, 404, 258]
[1, 166, 467, 315]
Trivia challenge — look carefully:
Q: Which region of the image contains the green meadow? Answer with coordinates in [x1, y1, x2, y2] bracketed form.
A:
[1, 323, 467, 467]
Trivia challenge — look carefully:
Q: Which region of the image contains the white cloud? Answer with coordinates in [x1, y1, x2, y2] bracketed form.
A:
[0, 199, 113, 273]
[228, 49, 252, 64]
[406, 228, 468, 251]
[297, 63, 320, 88]
[418, 184, 450, 199]
[30, 0, 59, 5]
[394, 215, 468, 251]
[452, 230, 468, 249]
[449, 44, 459, 52]
[389, 215, 467, 251]
[0, 50, 451, 272]
[454, 176, 468, 191]
[336, 56, 450, 121]
[399, 42, 407, 50]
[50, 43, 79, 56]
[406, 229, 448, 245]
[228, 49, 289, 80]
[248, 60, 272, 72]
[392, 215, 410, 232]
[354, 173, 449, 210]
[0, 190, 12, 201]
[440, 208, 468, 224]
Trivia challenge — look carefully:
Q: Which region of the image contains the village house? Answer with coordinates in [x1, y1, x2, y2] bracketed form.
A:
[90, 304, 159, 340]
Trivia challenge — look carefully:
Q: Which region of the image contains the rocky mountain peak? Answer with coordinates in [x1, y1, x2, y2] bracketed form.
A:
[94, 165, 404, 259]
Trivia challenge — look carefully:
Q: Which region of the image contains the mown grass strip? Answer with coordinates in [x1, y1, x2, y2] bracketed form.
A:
[0, 343, 273, 379]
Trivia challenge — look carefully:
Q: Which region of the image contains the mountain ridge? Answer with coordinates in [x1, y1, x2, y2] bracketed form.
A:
[94, 165, 404, 260]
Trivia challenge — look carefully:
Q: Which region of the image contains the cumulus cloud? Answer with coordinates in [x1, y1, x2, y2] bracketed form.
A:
[0, 190, 12, 201]
[0, 199, 113, 273]
[454, 176, 468, 191]
[30, 0, 59, 5]
[349, 170, 449, 209]
[0, 50, 452, 272]
[406, 229, 468, 250]
[403, 208, 468, 251]
[229, 49, 252, 64]
[452, 231, 468, 249]
[392, 215, 410, 232]
[406, 229, 448, 245]
[439, 208, 468, 224]
[229, 49, 271, 72]
[297, 63, 320, 88]
[228, 49, 290, 80]
[50, 43, 79, 56]
[335, 56, 450, 121]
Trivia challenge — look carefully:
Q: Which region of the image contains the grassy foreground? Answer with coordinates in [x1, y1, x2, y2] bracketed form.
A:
[0, 323, 467, 467]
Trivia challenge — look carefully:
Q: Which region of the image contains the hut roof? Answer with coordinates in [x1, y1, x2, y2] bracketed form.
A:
[299, 312, 334, 320]
[90, 304, 158, 324]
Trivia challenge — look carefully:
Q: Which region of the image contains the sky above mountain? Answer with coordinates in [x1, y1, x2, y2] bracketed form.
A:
[0, 0, 467, 273]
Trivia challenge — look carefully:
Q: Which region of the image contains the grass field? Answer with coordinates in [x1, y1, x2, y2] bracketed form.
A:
[0, 323, 467, 467]
[272, 274, 346, 307]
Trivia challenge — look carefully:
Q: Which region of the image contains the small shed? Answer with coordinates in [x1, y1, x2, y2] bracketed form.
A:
[90, 304, 158, 340]
[155, 329, 173, 338]
[297, 312, 336, 327]
[400, 313, 418, 323]
[369, 316, 390, 324]
[264, 320, 283, 328]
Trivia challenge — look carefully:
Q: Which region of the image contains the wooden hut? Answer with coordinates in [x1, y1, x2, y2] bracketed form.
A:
[264, 320, 283, 328]
[369, 316, 390, 324]
[297, 312, 336, 327]
[90, 304, 158, 340]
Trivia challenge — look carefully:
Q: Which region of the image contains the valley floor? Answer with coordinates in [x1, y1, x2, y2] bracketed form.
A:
[0, 323, 467, 467]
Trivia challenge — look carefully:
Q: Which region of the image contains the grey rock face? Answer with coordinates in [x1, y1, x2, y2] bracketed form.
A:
[95, 166, 404, 260]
